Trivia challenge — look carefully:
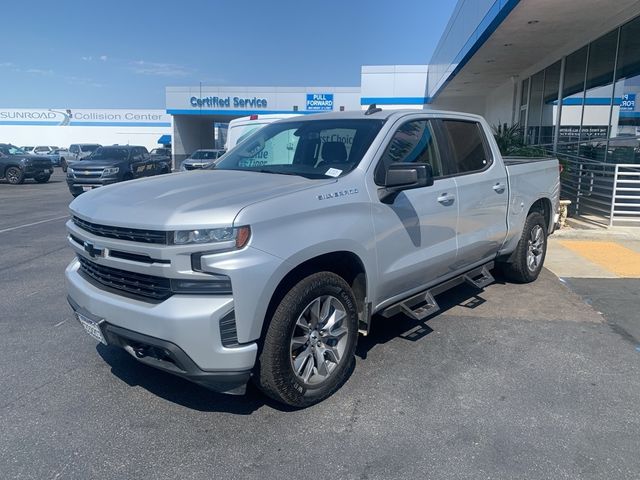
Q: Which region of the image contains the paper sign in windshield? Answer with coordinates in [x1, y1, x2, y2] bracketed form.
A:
[325, 168, 342, 177]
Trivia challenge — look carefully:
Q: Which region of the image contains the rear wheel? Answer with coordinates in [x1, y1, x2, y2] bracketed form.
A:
[254, 272, 358, 407]
[5, 166, 24, 185]
[34, 173, 51, 183]
[61, 158, 67, 172]
[500, 211, 548, 283]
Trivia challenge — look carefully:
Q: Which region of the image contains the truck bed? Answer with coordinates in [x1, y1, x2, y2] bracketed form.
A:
[499, 156, 560, 255]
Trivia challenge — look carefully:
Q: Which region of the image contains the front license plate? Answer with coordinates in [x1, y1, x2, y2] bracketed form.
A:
[76, 312, 107, 345]
[82, 186, 93, 192]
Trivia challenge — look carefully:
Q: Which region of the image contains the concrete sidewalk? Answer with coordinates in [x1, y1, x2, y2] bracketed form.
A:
[546, 238, 640, 278]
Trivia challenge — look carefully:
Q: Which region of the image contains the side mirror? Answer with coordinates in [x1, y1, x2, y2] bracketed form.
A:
[380, 163, 433, 202]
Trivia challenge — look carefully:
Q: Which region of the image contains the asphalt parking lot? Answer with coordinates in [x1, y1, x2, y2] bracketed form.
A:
[1, 170, 639, 480]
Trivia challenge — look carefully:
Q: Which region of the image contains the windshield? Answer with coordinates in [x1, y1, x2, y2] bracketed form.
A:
[213, 119, 384, 179]
[87, 147, 130, 161]
[190, 150, 219, 160]
[2, 145, 27, 155]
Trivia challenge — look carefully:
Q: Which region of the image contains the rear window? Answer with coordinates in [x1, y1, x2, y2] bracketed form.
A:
[440, 120, 490, 174]
[81, 145, 100, 153]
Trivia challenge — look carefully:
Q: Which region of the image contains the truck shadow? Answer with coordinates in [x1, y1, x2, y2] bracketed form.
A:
[96, 270, 506, 413]
[356, 270, 506, 359]
[96, 345, 296, 414]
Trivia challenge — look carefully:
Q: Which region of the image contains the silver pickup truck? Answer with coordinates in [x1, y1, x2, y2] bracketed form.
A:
[65, 109, 559, 407]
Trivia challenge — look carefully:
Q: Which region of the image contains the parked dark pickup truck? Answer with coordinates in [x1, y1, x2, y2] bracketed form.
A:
[66, 145, 171, 196]
[0, 144, 53, 184]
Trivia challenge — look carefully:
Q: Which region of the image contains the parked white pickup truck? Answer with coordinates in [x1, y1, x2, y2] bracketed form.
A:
[65, 108, 559, 407]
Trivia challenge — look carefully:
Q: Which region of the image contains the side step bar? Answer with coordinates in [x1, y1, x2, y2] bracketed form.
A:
[381, 262, 495, 321]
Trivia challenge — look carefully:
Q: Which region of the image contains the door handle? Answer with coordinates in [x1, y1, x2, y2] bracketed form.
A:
[437, 193, 455, 205]
[492, 182, 506, 193]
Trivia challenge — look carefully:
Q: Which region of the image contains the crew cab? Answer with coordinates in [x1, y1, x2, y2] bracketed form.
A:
[0, 144, 53, 184]
[64, 109, 559, 407]
[66, 145, 170, 196]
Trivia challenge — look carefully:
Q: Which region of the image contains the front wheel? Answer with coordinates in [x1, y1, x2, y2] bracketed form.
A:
[5, 166, 24, 185]
[61, 158, 67, 172]
[34, 173, 51, 183]
[254, 272, 358, 407]
[499, 211, 548, 283]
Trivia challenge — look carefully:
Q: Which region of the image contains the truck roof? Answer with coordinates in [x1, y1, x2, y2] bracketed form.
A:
[289, 108, 486, 123]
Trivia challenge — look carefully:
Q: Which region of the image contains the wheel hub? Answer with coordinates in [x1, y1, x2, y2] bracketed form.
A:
[289, 295, 349, 386]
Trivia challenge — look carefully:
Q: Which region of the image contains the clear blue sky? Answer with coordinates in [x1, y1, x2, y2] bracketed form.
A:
[0, 0, 457, 109]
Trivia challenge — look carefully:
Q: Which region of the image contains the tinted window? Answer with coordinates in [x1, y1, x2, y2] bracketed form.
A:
[81, 145, 100, 153]
[375, 120, 442, 184]
[441, 120, 489, 174]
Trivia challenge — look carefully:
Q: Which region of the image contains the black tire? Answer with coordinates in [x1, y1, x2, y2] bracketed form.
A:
[500, 212, 548, 283]
[34, 173, 51, 183]
[254, 272, 358, 408]
[5, 166, 24, 185]
[123, 173, 134, 181]
[61, 158, 67, 172]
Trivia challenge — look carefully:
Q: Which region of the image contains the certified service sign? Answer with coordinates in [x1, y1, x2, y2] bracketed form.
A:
[306, 94, 334, 111]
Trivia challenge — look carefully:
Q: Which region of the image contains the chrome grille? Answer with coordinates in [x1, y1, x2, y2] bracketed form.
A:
[73, 216, 169, 244]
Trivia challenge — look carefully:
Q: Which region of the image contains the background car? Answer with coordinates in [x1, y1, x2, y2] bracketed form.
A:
[180, 149, 225, 171]
[0, 144, 54, 184]
[68, 144, 101, 164]
[66, 145, 170, 196]
[49, 148, 71, 169]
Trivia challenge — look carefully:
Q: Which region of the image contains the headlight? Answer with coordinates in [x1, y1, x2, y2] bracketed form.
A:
[102, 167, 119, 176]
[67, 168, 75, 174]
[172, 226, 251, 248]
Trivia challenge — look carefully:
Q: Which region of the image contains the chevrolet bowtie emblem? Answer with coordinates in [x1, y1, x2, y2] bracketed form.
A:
[83, 241, 104, 258]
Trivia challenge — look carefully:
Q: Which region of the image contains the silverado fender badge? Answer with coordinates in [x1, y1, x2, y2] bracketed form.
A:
[317, 188, 359, 201]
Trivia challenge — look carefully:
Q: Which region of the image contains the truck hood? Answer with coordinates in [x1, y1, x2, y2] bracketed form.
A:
[70, 160, 127, 169]
[70, 169, 335, 229]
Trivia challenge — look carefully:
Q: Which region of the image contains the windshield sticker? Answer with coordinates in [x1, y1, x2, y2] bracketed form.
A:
[325, 168, 342, 178]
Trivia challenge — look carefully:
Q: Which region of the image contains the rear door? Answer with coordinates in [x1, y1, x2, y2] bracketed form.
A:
[130, 148, 148, 177]
[438, 119, 509, 269]
[371, 117, 459, 304]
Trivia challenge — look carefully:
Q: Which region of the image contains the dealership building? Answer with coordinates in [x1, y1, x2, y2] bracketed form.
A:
[166, 0, 640, 156]
[162, 0, 640, 225]
[3, 0, 640, 223]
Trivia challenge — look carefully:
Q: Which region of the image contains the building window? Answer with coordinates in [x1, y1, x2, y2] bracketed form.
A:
[559, 46, 589, 149]
[611, 16, 640, 163]
[519, 77, 529, 130]
[540, 61, 561, 145]
[579, 29, 618, 160]
[526, 71, 544, 144]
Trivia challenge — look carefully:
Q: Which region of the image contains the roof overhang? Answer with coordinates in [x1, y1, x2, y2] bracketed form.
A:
[436, 0, 640, 100]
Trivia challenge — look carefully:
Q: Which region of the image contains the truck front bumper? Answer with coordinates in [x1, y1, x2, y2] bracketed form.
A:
[65, 258, 258, 394]
[66, 178, 119, 195]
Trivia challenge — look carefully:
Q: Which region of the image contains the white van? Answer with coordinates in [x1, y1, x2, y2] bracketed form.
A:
[226, 114, 301, 151]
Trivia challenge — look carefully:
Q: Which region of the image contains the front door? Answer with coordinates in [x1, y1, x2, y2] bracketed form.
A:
[371, 118, 459, 305]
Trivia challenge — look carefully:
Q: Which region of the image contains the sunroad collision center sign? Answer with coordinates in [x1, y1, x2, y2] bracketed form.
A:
[0, 108, 170, 126]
